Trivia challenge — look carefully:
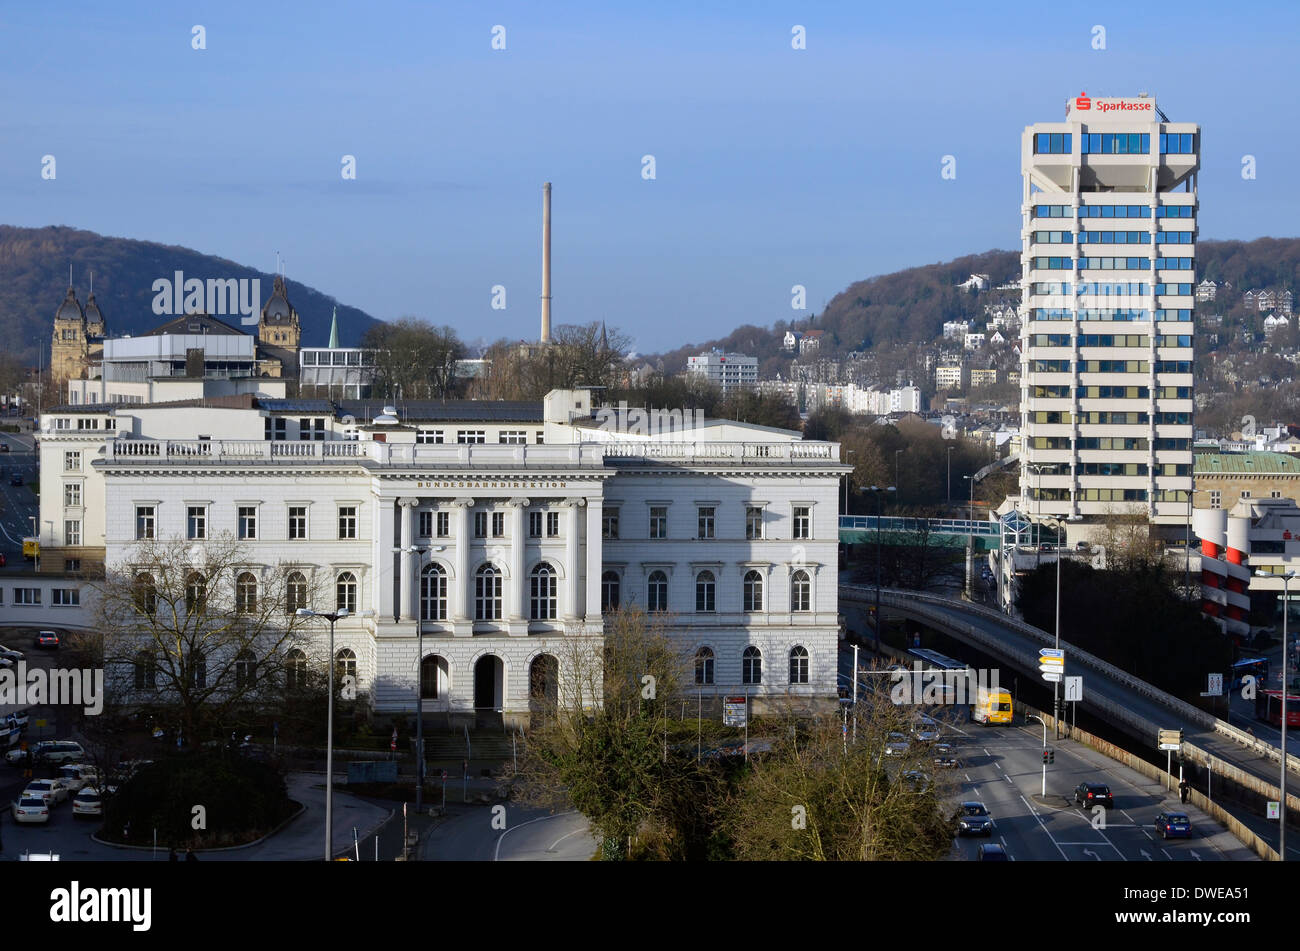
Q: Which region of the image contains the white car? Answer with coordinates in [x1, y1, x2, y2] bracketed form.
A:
[22, 778, 71, 805]
[912, 716, 942, 743]
[72, 786, 109, 818]
[57, 764, 101, 793]
[0, 644, 22, 662]
[5, 740, 85, 766]
[885, 732, 911, 756]
[12, 796, 50, 824]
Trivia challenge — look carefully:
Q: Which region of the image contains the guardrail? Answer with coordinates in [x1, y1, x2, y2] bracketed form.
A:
[841, 583, 1300, 776]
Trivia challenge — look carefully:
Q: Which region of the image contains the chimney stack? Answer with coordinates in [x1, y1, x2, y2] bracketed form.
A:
[540, 182, 552, 344]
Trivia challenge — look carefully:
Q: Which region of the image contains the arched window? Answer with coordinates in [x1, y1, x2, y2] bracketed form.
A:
[236, 572, 258, 614]
[134, 572, 157, 616]
[475, 564, 501, 621]
[336, 571, 357, 614]
[647, 571, 668, 613]
[133, 650, 156, 690]
[742, 646, 762, 685]
[601, 570, 620, 612]
[791, 570, 811, 612]
[743, 570, 763, 612]
[530, 563, 557, 620]
[789, 645, 809, 685]
[694, 647, 715, 685]
[184, 572, 206, 615]
[335, 648, 357, 686]
[235, 650, 258, 689]
[420, 655, 444, 699]
[285, 571, 308, 615]
[695, 570, 715, 613]
[285, 648, 307, 691]
[189, 648, 207, 689]
[421, 564, 447, 621]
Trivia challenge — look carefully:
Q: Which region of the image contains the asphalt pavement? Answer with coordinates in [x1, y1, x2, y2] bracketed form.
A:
[0, 431, 38, 570]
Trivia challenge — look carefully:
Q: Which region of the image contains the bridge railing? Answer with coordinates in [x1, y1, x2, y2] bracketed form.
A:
[838, 516, 999, 537]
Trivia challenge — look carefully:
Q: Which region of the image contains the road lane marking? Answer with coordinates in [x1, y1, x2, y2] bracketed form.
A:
[1162, 848, 1172, 860]
[493, 810, 579, 862]
[547, 826, 587, 852]
[1020, 794, 1069, 861]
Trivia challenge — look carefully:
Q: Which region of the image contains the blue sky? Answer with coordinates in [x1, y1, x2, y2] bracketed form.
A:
[1, 1, 1294, 352]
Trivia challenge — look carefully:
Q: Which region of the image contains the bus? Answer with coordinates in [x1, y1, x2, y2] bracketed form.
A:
[1230, 657, 1269, 692]
[22, 536, 38, 561]
[971, 684, 1014, 725]
[1255, 689, 1300, 728]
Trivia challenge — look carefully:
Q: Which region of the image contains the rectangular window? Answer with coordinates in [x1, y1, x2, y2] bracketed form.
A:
[697, 506, 715, 539]
[14, 588, 40, 605]
[238, 506, 258, 540]
[499, 430, 528, 445]
[649, 506, 668, 539]
[475, 512, 488, 537]
[187, 505, 207, 540]
[64, 559, 80, 573]
[457, 430, 486, 444]
[416, 429, 444, 444]
[535, 430, 545, 444]
[1271, 491, 1282, 499]
[136, 505, 156, 540]
[64, 519, 81, 546]
[419, 511, 433, 537]
[274, 418, 287, 441]
[52, 588, 79, 607]
[288, 505, 308, 540]
[436, 511, 449, 537]
[547, 512, 560, 537]
[529, 512, 543, 537]
[64, 482, 81, 507]
[746, 506, 763, 540]
[793, 506, 811, 539]
[492, 512, 505, 536]
[602, 507, 619, 539]
[1241, 491, 1251, 500]
[338, 505, 358, 539]
[64, 450, 81, 472]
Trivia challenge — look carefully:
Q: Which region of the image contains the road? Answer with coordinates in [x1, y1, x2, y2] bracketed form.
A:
[422, 805, 597, 861]
[0, 431, 38, 571]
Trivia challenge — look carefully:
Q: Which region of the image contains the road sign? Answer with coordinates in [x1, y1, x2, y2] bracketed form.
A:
[723, 696, 748, 727]
[1268, 801, 1281, 819]
[1202, 673, 1223, 697]
[1064, 676, 1082, 702]
[1041, 672, 1062, 683]
[1039, 648, 1064, 661]
[1158, 729, 1183, 752]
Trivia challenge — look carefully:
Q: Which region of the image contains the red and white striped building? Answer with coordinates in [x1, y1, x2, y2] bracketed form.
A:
[1193, 499, 1300, 641]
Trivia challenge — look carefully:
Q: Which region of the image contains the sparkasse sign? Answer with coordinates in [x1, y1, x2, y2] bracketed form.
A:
[1068, 92, 1156, 118]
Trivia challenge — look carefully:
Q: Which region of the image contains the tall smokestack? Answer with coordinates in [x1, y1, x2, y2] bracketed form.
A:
[540, 182, 552, 344]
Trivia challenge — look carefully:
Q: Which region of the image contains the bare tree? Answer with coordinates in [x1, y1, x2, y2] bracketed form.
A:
[73, 532, 323, 745]
[362, 318, 463, 399]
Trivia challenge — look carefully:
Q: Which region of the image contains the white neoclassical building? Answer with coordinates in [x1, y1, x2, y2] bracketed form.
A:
[35, 388, 847, 726]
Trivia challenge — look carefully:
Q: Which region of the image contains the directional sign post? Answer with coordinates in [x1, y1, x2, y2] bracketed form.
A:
[1039, 648, 1064, 684]
[1158, 728, 1183, 778]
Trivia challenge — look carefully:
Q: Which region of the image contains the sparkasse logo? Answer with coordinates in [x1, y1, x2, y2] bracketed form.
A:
[1075, 92, 1091, 111]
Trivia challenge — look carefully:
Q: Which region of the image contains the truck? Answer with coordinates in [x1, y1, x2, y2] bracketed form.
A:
[22, 536, 38, 561]
[970, 684, 1014, 725]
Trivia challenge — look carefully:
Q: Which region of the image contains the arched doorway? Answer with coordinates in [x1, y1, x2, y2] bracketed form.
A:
[529, 654, 559, 725]
[473, 655, 503, 727]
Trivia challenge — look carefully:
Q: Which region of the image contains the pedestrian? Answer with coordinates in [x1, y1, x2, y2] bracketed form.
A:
[185, 848, 198, 861]
[168, 847, 178, 862]
[1179, 778, 1190, 804]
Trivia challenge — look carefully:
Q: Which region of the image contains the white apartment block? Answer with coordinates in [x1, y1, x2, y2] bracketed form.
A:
[686, 351, 759, 396]
[935, 364, 966, 390]
[36, 388, 845, 725]
[1020, 93, 1198, 524]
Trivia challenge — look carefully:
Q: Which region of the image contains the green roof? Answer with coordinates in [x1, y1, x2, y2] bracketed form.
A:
[1195, 452, 1300, 475]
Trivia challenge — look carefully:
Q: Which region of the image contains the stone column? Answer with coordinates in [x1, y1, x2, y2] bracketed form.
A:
[585, 496, 603, 620]
[451, 499, 474, 622]
[507, 498, 530, 621]
[564, 498, 584, 620]
[377, 496, 397, 620]
[398, 497, 419, 621]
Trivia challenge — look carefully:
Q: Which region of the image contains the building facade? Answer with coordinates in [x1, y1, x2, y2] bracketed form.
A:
[686, 351, 759, 396]
[1019, 92, 1198, 524]
[37, 388, 845, 723]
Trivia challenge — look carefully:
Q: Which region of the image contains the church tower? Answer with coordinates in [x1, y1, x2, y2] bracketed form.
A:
[50, 287, 88, 382]
[258, 274, 301, 353]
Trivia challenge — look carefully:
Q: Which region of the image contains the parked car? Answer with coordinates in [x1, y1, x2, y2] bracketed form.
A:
[1154, 811, 1192, 839]
[1038, 542, 1053, 552]
[932, 743, 961, 769]
[884, 733, 910, 756]
[34, 630, 60, 650]
[1075, 540, 1091, 552]
[900, 770, 932, 793]
[72, 785, 111, 818]
[912, 716, 942, 742]
[22, 778, 71, 805]
[977, 843, 1009, 861]
[12, 796, 50, 824]
[957, 801, 994, 836]
[1074, 782, 1113, 809]
[57, 764, 101, 793]
[6, 740, 85, 766]
[0, 644, 24, 662]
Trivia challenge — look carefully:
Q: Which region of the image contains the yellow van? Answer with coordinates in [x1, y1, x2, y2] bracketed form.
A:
[971, 685, 1013, 725]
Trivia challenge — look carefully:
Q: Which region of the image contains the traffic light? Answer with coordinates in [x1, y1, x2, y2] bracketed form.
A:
[1042, 749, 1055, 764]
[1042, 750, 1049, 765]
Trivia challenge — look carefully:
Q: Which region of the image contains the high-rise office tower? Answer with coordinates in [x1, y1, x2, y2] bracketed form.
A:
[1019, 93, 1199, 526]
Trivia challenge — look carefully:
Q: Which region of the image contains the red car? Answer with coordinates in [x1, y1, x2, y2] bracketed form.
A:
[34, 631, 60, 650]
[0, 553, 6, 567]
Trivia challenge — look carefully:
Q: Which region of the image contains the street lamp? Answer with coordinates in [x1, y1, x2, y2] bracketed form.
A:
[861, 485, 897, 655]
[297, 606, 374, 860]
[894, 449, 903, 504]
[1040, 513, 1080, 738]
[1256, 567, 1294, 862]
[1027, 713, 1048, 796]
[843, 450, 856, 515]
[946, 446, 955, 504]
